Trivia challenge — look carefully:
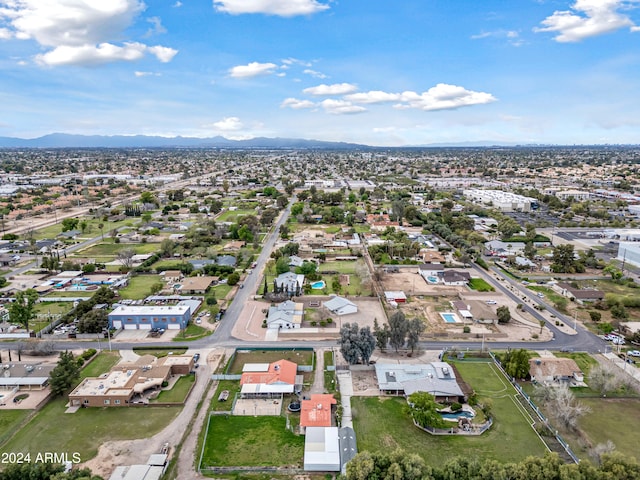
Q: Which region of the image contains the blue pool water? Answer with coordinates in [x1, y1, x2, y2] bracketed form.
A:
[427, 276, 438, 283]
[441, 313, 458, 323]
[440, 410, 475, 420]
[69, 285, 88, 291]
[311, 281, 326, 289]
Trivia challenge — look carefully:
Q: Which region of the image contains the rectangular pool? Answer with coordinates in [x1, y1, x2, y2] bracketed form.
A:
[440, 312, 460, 323]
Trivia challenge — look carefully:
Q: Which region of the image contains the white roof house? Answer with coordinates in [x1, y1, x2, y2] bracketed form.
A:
[266, 300, 303, 329]
[304, 427, 341, 472]
[323, 296, 358, 316]
[374, 363, 464, 401]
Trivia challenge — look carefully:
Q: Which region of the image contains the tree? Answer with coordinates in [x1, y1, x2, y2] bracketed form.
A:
[406, 318, 425, 355]
[501, 349, 530, 379]
[159, 238, 175, 258]
[551, 244, 580, 273]
[338, 323, 376, 365]
[227, 272, 240, 286]
[9, 288, 39, 332]
[373, 318, 390, 351]
[603, 262, 623, 280]
[407, 391, 449, 429]
[588, 363, 633, 395]
[49, 351, 80, 396]
[388, 310, 408, 352]
[0, 463, 103, 480]
[537, 383, 589, 431]
[78, 309, 108, 334]
[275, 256, 290, 275]
[116, 248, 135, 270]
[589, 310, 602, 322]
[496, 305, 511, 324]
[61, 217, 79, 232]
[346, 449, 431, 480]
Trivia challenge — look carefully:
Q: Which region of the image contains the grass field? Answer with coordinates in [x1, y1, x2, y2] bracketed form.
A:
[152, 374, 195, 403]
[227, 349, 314, 374]
[352, 361, 548, 467]
[568, 398, 640, 462]
[33, 217, 138, 241]
[173, 323, 211, 342]
[200, 415, 304, 468]
[118, 274, 161, 299]
[0, 410, 31, 447]
[468, 278, 495, 292]
[211, 380, 241, 411]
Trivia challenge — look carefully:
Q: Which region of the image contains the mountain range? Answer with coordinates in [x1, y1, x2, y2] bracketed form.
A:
[0, 133, 368, 149]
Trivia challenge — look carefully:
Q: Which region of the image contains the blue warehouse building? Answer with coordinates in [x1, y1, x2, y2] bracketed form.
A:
[108, 304, 191, 330]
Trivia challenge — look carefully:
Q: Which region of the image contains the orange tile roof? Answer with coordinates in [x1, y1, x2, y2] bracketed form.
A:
[240, 359, 298, 386]
[300, 394, 336, 427]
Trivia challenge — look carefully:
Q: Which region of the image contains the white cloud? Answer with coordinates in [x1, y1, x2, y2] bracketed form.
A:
[393, 84, 497, 111]
[281, 97, 315, 109]
[212, 116, 244, 131]
[320, 99, 366, 115]
[281, 57, 312, 67]
[0, 0, 177, 66]
[344, 91, 401, 104]
[535, 0, 637, 42]
[213, 0, 329, 17]
[303, 68, 327, 79]
[303, 83, 358, 96]
[0, 27, 12, 39]
[147, 45, 178, 62]
[173, 1, 183, 7]
[134, 70, 161, 77]
[145, 16, 167, 37]
[471, 29, 523, 46]
[34, 42, 177, 67]
[229, 61, 278, 78]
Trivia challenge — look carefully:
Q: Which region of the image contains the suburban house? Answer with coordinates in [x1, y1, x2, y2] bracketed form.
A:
[451, 300, 474, 322]
[300, 394, 337, 430]
[266, 300, 304, 329]
[177, 276, 216, 294]
[108, 304, 191, 330]
[160, 270, 182, 283]
[273, 272, 305, 297]
[323, 296, 358, 316]
[484, 240, 526, 257]
[240, 359, 303, 399]
[442, 270, 471, 286]
[0, 363, 55, 391]
[418, 263, 445, 282]
[528, 357, 585, 386]
[69, 355, 194, 407]
[420, 250, 445, 263]
[288, 255, 305, 267]
[223, 240, 245, 252]
[215, 255, 237, 267]
[374, 363, 466, 403]
[556, 282, 604, 303]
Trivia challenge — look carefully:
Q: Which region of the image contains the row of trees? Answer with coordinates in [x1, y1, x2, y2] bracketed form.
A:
[346, 449, 640, 480]
[339, 323, 376, 365]
[373, 312, 425, 355]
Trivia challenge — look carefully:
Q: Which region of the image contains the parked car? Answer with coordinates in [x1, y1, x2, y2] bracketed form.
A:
[193, 353, 200, 362]
[486, 300, 497, 305]
[627, 350, 640, 357]
[612, 337, 626, 345]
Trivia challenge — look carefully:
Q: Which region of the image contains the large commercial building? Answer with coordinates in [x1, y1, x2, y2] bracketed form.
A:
[463, 189, 538, 212]
[618, 242, 640, 269]
[108, 304, 191, 330]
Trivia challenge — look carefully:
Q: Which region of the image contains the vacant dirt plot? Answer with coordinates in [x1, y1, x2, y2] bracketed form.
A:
[233, 398, 282, 416]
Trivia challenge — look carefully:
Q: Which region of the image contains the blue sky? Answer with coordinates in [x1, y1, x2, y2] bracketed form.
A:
[1, 0, 640, 146]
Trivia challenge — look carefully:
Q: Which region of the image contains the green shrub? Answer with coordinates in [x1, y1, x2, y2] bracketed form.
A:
[463, 326, 471, 333]
[450, 402, 462, 412]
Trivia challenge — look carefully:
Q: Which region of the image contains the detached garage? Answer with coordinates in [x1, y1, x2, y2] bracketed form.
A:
[304, 427, 340, 472]
[108, 305, 191, 330]
[323, 296, 358, 316]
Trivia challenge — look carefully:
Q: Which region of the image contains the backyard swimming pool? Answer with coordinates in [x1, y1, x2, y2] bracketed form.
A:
[311, 281, 326, 289]
[440, 410, 475, 420]
[426, 276, 438, 284]
[440, 312, 460, 323]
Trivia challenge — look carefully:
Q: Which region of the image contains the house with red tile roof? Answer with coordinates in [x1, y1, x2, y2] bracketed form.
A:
[300, 394, 336, 431]
[240, 359, 302, 399]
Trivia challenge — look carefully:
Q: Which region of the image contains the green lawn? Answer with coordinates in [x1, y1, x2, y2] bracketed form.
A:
[227, 350, 313, 374]
[352, 362, 548, 467]
[201, 415, 304, 468]
[468, 278, 495, 292]
[569, 398, 640, 462]
[32, 217, 138, 241]
[152, 374, 195, 403]
[211, 380, 241, 412]
[319, 260, 361, 274]
[82, 351, 120, 377]
[117, 274, 162, 299]
[0, 410, 31, 447]
[173, 323, 211, 342]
